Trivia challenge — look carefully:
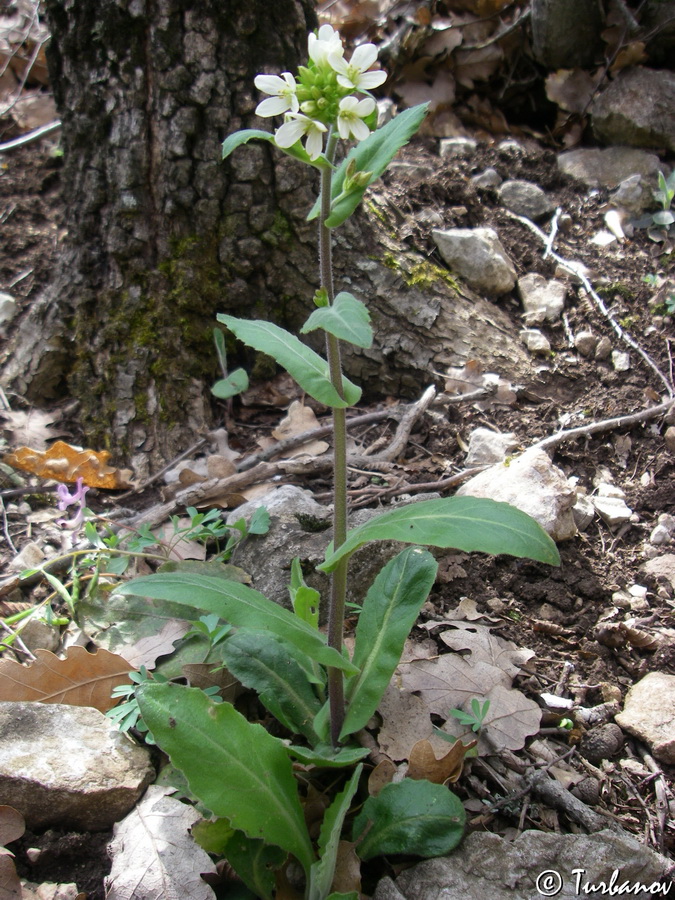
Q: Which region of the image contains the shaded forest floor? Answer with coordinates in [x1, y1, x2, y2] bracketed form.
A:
[1, 125, 675, 896]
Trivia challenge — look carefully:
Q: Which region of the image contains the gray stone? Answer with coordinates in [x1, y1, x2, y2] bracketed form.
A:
[374, 829, 673, 900]
[574, 330, 598, 357]
[0, 292, 16, 334]
[612, 350, 630, 372]
[572, 494, 595, 531]
[0, 703, 153, 830]
[595, 335, 613, 360]
[612, 174, 654, 215]
[591, 67, 675, 153]
[471, 167, 501, 189]
[498, 180, 554, 220]
[520, 328, 551, 355]
[616, 672, 675, 764]
[439, 137, 477, 159]
[592, 484, 632, 527]
[225, 484, 328, 528]
[456, 447, 577, 541]
[557, 146, 665, 189]
[642, 553, 675, 590]
[518, 273, 566, 324]
[650, 524, 672, 546]
[665, 426, 675, 454]
[432, 227, 516, 297]
[465, 427, 519, 466]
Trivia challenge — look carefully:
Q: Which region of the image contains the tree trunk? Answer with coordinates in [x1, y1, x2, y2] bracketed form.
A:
[1, 2, 533, 475]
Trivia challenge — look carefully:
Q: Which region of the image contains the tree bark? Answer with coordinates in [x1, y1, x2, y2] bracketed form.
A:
[1, 2, 533, 475]
[531, 0, 604, 69]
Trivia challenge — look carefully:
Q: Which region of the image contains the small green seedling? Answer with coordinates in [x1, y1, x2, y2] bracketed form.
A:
[449, 697, 491, 733]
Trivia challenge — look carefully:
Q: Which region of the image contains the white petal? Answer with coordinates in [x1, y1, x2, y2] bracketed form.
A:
[339, 95, 359, 112]
[254, 74, 287, 94]
[256, 96, 291, 117]
[305, 128, 324, 159]
[328, 53, 348, 75]
[281, 72, 297, 89]
[350, 118, 371, 141]
[275, 118, 307, 148]
[355, 96, 376, 116]
[318, 24, 336, 41]
[336, 73, 356, 89]
[350, 44, 378, 71]
[337, 116, 351, 140]
[357, 69, 387, 89]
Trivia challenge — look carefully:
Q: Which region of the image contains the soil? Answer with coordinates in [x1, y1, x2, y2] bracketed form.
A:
[1, 123, 675, 896]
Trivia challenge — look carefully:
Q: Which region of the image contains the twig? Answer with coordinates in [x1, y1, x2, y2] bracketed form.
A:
[530, 397, 674, 453]
[637, 746, 670, 852]
[0, 120, 62, 152]
[505, 209, 675, 397]
[0, 498, 17, 554]
[0, 619, 36, 661]
[461, 6, 532, 51]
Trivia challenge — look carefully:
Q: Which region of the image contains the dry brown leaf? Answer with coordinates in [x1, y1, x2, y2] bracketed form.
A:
[454, 44, 502, 88]
[368, 759, 397, 795]
[545, 69, 596, 115]
[377, 683, 454, 761]
[10, 90, 57, 129]
[437, 621, 535, 679]
[0, 855, 21, 900]
[182, 663, 242, 704]
[118, 619, 191, 669]
[423, 25, 463, 58]
[271, 401, 329, 458]
[0, 408, 62, 450]
[398, 653, 510, 716]
[0, 647, 132, 711]
[438, 683, 542, 754]
[397, 69, 455, 112]
[332, 841, 361, 896]
[407, 737, 475, 783]
[3, 440, 133, 489]
[0, 806, 24, 847]
[106, 785, 217, 900]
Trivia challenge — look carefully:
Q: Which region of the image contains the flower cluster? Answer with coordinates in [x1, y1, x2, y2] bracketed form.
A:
[56, 477, 89, 530]
[254, 25, 386, 160]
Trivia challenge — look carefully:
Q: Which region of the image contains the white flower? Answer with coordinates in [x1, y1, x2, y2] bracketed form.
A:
[275, 113, 327, 160]
[329, 44, 387, 91]
[308, 24, 344, 65]
[336, 95, 375, 141]
[254, 72, 299, 117]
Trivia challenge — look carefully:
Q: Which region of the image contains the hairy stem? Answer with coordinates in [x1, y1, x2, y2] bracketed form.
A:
[320, 132, 349, 746]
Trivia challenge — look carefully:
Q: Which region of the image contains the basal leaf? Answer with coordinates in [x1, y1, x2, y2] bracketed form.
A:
[353, 779, 465, 860]
[224, 831, 286, 900]
[308, 104, 429, 227]
[221, 630, 322, 741]
[116, 574, 357, 675]
[211, 367, 249, 399]
[136, 683, 315, 874]
[301, 292, 373, 349]
[341, 548, 437, 740]
[287, 743, 369, 768]
[319, 497, 560, 573]
[222, 128, 329, 170]
[217, 316, 361, 408]
[308, 765, 362, 900]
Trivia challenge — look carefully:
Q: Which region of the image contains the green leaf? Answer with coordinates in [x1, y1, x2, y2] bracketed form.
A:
[217, 315, 361, 408]
[136, 683, 315, 873]
[191, 817, 235, 855]
[225, 831, 286, 900]
[286, 743, 369, 768]
[319, 497, 560, 573]
[116, 573, 357, 675]
[308, 104, 429, 228]
[308, 765, 362, 900]
[212, 367, 249, 399]
[353, 779, 465, 860]
[222, 128, 330, 170]
[221, 629, 322, 741]
[301, 292, 373, 349]
[289, 557, 320, 629]
[341, 548, 437, 740]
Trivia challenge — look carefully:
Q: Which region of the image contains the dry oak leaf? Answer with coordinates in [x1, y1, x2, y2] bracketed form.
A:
[407, 737, 476, 784]
[437, 621, 535, 679]
[0, 646, 132, 712]
[3, 440, 133, 489]
[0, 804, 24, 900]
[397, 653, 510, 717]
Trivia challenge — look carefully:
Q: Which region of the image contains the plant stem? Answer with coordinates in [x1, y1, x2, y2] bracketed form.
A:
[320, 132, 349, 746]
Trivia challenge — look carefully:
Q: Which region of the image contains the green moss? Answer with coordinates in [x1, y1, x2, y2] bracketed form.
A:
[381, 253, 458, 291]
[261, 209, 293, 246]
[597, 282, 634, 301]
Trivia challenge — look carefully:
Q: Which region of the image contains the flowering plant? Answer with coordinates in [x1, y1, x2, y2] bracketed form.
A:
[118, 25, 559, 900]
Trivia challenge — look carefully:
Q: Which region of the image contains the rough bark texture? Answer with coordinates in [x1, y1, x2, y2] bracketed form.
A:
[531, 0, 604, 69]
[1, 2, 533, 475]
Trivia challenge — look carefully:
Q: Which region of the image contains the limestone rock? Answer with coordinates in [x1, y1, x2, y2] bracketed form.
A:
[432, 227, 516, 297]
[0, 703, 154, 830]
[592, 483, 632, 527]
[591, 67, 675, 153]
[595, 335, 612, 360]
[471, 167, 501, 189]
[439, 137, 477, 158]
[574, 330, 598, 357]
[456, 447, 577, 541]
[612, 350, 630, 372]
[612, 174, 654, 215]
[616, 672, 675, 764]
[520, 328, 551, 356]
[518, 273, 566, 324]
[557, 146, 665, 189]
[225, 484, 328, 529]
[465, 427, 519, 466]
[374, 829, 673, 900]
[498, 180, 554, 220]
[642, 553, 675, 591]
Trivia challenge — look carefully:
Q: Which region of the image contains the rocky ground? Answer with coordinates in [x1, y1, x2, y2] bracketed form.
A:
[1, 90, 675, 900]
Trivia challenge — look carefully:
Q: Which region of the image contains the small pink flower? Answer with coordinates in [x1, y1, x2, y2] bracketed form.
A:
[56, 477, 89, 529]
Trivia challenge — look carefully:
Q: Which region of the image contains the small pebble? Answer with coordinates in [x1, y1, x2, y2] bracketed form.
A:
[595, 336, 612, 360]
[665, 426, 675, 454]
